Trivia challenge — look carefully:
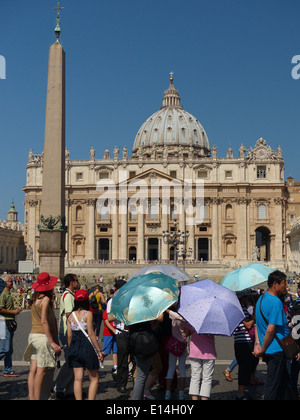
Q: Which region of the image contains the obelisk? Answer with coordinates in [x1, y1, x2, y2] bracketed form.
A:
[38, 3, 67, 280]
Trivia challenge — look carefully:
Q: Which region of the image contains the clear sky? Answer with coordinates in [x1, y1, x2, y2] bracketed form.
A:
[1, 0, 300, 222]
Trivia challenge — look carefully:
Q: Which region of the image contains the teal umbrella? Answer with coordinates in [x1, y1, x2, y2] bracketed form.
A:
[109, 272, 179, 326]
[128, 265, 190, 283]
[220, 263, 277, 292]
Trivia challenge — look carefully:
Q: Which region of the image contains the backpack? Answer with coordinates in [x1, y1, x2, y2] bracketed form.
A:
[90, 293, 99, 310]
[129, 322, 158, 360]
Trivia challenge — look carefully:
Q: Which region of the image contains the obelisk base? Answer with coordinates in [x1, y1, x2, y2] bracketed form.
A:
[38, 231, 66, 280]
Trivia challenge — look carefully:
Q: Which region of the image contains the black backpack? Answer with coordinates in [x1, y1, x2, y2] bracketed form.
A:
[90, 294, 99, 310]
[129, 322, 158, 360]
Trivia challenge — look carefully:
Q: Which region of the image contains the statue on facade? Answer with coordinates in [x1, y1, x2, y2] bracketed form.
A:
[26, 245, 33, 261]
[211, 145, 217, 158]
[252, 246, 260, 261]
[28, 149, 34, 162]
[122, 145, 128, 159]
[239, 144, 246, 158]
[226, 146, 233, 158]
[113, 146, 119, 160]
[89, 146, 95, 160]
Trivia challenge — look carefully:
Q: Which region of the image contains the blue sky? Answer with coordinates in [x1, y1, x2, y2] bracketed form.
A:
[1, 0, 300, 222]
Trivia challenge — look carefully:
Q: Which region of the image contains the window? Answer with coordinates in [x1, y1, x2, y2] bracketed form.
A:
[129, 171, 136, 179]
[99, 172, 109, 179]
[170, 204, 177, 220]
[197, 170, 207, 179]
[100, 201, 109, 220]
[170, 170, 177, 179]
[258, 204, 267, 219]
[257, 166, 266, 179]
[76, 172, 83, 181]
[199, 204, 207, 220]
[129, 205, 137, 220]
[76, 206, 83, 221]
[225, 204, 233, 219]
[149, 203, 159, 219]
[129, 227, 136, 232]
[225, 170, 232, 179]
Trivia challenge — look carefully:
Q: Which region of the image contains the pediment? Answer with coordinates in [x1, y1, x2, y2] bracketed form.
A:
[193, 163, 213, 171]
[94, 165, 114, 173]
[118, 168, 182, 187]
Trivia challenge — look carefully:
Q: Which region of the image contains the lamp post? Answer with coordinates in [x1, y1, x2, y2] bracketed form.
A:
[179, 246, 193, 272]
[162, 219, 190, 267]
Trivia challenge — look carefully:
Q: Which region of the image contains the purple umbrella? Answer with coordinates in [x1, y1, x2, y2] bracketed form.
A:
[178, 279, 245, 336]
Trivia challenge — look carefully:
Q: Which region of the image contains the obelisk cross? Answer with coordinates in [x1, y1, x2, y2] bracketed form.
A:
[53, 2, 64, 41]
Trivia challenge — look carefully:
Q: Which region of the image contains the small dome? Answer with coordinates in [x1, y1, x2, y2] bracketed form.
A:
[132, 76, 210, 156]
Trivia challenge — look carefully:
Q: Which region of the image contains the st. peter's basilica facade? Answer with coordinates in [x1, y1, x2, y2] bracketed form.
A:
[23, 76, 287, 270]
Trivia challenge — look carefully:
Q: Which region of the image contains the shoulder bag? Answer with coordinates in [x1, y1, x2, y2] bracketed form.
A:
[166, 335, 187, 357]
[259, 297, 299, 360]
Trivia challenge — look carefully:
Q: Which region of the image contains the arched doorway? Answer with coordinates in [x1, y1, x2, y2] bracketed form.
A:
[148, 238, 158, 261]
[129, 246, 136, 261]
[255, 227, 271, 261]
[98, 238, 110, 261]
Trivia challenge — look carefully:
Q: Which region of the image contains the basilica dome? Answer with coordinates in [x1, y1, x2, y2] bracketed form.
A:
[132, 76, 210, 157]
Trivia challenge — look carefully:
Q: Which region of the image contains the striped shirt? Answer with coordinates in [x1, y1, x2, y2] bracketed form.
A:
[233, 307, 252, 343]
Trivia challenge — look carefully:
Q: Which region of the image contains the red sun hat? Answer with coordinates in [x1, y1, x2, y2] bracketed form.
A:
[32, 272, 58, 292]
[75, 289, 89, 301]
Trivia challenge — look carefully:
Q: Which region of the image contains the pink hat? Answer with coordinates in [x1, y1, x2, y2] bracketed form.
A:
[32, 272, 58, 292]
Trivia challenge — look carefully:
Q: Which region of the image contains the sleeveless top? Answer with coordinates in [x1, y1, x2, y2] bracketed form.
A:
[70, 311, 88, 332]
[30, 303, 44, 334]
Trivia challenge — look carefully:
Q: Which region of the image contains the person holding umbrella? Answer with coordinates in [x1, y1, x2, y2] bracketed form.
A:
[130, 314, 164, 400]
[109, 272, 179, 395]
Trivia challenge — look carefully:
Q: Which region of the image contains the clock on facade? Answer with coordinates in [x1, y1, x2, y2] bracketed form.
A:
[256, 146, 267, 159]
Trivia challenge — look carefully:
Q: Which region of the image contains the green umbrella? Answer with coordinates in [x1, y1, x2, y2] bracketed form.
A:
[110, 272, 179, 326]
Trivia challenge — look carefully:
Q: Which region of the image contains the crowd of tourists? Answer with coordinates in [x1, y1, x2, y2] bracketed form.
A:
[0, 269, 300, 400]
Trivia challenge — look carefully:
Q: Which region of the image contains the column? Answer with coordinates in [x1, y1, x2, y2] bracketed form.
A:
[187, 223, 195, 260]
[238, 197, 248, 261]
[137, 202, 145, 263]
[87, 199, 95, 260]
[211, 198, 219, 260]
[112, 202, 119, 260]
[274, 198, 283, 262]
[120, 198, 128, 260]
[161, 198, 169, 261]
